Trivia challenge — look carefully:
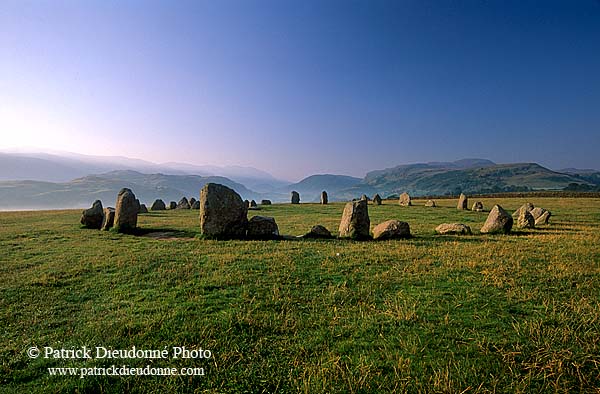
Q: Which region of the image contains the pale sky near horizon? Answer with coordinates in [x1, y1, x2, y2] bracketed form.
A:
[1, 0, 600, 181]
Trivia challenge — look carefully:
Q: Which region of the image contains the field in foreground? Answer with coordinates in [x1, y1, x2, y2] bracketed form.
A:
[1, 197, 599, 393]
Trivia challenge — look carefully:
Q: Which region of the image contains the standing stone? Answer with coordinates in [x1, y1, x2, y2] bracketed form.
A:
[139, 204, 148, 213]
[135, 199, 141, 213]
[535, 210, 551, 226]
[321, 191, 328, 205]
[302, 225, 333, 239]
[189, 197, 197, 206]
[247, 216, 279, 239]
[372, 194, 382, 205]
[360, 194, 369, 201]
[457, 193, 468, 210]
[169, 201, 177, 210]
[472, 201, 484, 212]
[517, 209, 535, 229]
[530, 207, 546, 221]
[261, 200, 272, 205]
[191, 200, 200, 209]
[398, 192, 411, 206]
[291, 191, 300, 204]
[199, 183, 248, 238]
[101, 207, 115, 231]
[176, 197, 190, 209]
[250, 200, 257, 208]
[80, 200, 104, 229]
[338, 200, 370, 239]
[372, 220, 411, 240]
[480, 205, 513, 234]
[425, 199, 436, 207]
[114, 188, 138, 233]
[513, 203, 535, 219]
[244, 200, 250, 208]
[435, 223, 472, 235]
[151, 199, 166, 211]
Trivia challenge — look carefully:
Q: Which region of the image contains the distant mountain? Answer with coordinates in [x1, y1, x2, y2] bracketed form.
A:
[358, 162, 594, 197]
[0, 151, 287, 192]
[282, 174, 362, 202]
[0, 170, 263, 210]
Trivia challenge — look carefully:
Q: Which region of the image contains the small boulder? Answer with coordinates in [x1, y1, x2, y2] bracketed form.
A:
[425, 199, 436, 207]
[435, 223, 472, 235]
[321, 191, 328, 205]
[250, 200, 257, 208]
[302, 225, 333, 239]
[261, 200, 272, 205]
[114, 188, 138, 233]
[199, 183, 248, 238]
[101, 207, 115, 231]
[338, 200, 370, 239]
[247, 216, 279, 239]
[516, 209, 535, 229]
[151, 199, 166, 211]
[191, 200, 200, 209]
[291, 191, 300, 204]
[169, 201, 177, 210]
[176, 197, 190, 209]
[80, 200, 104, 229]
[372, 194, 382, 205]
[139, 204, 148, 214]
[457, 193, 468, 210]
[372, 220, 411, 240]
[472, 201, 484, 212]
[398, 192, 411, 206]
[480, 205, 513, 234]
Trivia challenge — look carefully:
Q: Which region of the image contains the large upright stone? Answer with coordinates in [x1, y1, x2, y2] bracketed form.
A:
[80, 200, 104, 229]
[291, 191, 300, 204]
[114, 188, 138, 233]
[457, 193, 468, 210]
[101, 207, 115, 231]
[199, 183, 248, 238]
[480, 205, 513, 234]
[513, 203, 535, 219]
[398, 192, 411, 206]
[321, 191, 328, 205]
[151, 199, 166, 211]
[338, 200, 370, 239]
[517, 209, 535, 229]
[531, 207, 551, 225]
[372, 220, 411, 240]
[176, 197, 190, 209]
[247, 216, 279, 240]
[372, 194, 382, 205]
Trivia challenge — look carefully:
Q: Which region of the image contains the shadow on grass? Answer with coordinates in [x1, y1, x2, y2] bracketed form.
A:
[130, 227, 199, 239]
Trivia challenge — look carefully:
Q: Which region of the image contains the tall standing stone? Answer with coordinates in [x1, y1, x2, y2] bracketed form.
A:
[80, 200, 104, 229]
[101, 207, 115, 231]
[338, 200, 370, 239]
[199, 183, 248, 238]
[291, 191, 300, 204]
[457, 193, 468, 210]
[372, 194, 382, 205]
[321, 191, 328, 205]
[176, 197, 190, 209]
[480, 205, 513, 234]
[114, 188, 138, 233]
[398, 192, 411, 206]
[516, 209, 535, 229]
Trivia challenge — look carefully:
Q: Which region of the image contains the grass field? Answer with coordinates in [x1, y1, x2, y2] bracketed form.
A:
[1, 197, 599, 393]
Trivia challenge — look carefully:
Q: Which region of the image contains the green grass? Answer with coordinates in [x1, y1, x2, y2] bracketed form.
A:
[1, 197, 599, 393]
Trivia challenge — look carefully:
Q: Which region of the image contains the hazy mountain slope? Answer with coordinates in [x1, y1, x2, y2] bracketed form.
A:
[282, 174, 362, 202]
[0, 171, 264, 210]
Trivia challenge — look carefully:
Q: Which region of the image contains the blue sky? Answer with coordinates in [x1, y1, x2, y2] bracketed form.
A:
[1, 0, 599, 181]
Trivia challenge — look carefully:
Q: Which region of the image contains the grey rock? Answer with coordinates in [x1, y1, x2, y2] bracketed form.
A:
[199, 183, 248, 238]
[372, 220, 411, 240]
[169, 201, 177, 210]
[151, 199, 166, 210]
[114, 188, 138, 233]
[457, 193, 468, 210]
[425, 199, 436, 207]
[339, 200, 370, 239]
[398, 192, 411, 206]
[513, 203, 535, 218]
[321, 191, 328, 205]
[176, 197, 190, 209]
[480, 205, 513, 234]
[516, 209, 535, 229]
[435, 223, 472, 235]
[372, 194, 382, 205]
[261, 200, 272, 205]
[139, 204, 148, 214]
[80, 200, 104, 229]
[101, 207, 115, 231]
[302, 225, 333, 239]
[247, 216, 279, 240]
[472, 201, 484, 212]
[291, 191, 300, 204]
[250, 200, 257, 208]
[191, 200, 200, 209]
